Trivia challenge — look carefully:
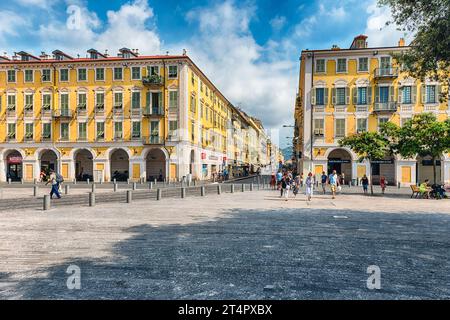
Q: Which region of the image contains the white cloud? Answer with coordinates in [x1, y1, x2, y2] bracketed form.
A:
[270, 15, 287, 32]
[0, 10, 29, 46]
[319, 3, 347, 21]
[14, 0, 54, 8]
[182, 1, 297, 130]
[364, 1, 412, 47]
[36, 0, 160, 56]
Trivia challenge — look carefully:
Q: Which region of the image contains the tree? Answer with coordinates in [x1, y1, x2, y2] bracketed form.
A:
[381, 113, 450, 184]
[339, 132, 391, 195]
[379, 0, 450, 96]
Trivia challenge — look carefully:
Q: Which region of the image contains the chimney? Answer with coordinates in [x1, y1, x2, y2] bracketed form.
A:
[398, 38, 405, 47]
[331, 44, 340, 50]
[182, 49, 187, 56]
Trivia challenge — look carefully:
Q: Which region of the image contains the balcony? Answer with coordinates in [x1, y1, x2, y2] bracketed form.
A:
[95, 104, 105, 116]
[52, 109, 72, 118]
[355, 105, 369, 113]
[400, 104, 413, 112]
[24, 105, 34, 118]
[374, 67, 399, 79]
[373, 102, 398, 113]
[424, 104, 438, 112]
[313, 105, 325, 112]
[24, 133, 34, 142]
[131, 108, 142, 117]
[77, 104, 87, 116]
[143, 106, 164, 117]
[334, 104, 347, 113]
[167, 134, 179, 142]
[142, 75, 164, 86]
[7, 105, 16, 117]
[40, 134, 52, 142]
[6, 133, 16, 142]
[113, 104, 123, 116]
[142, 136, 164, 145]
[41, 105, 52, 117]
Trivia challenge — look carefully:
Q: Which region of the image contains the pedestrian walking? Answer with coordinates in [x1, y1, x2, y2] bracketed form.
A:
[305, 172, 314, 201]
[282, 175, 291, 201]
[361, 174, 369, 195]
[380, 176, 387, 194]
[276, 170, 283, 192]
[321, 171, 327, 194]
[270, 174, 276, 190]
[45, 170, 61, 199]
[328, 170, 339, 199]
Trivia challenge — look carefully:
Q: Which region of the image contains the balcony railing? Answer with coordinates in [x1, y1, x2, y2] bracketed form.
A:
[334, 105, 347, 113]
[95, 104, 105, 115]
[131, 108, 142, 116]
[374, 101, 397, 112]
[374, 67, 399, 78]
[41, 134, 52, 142]
[142, 75, 164, 86]
[53, 109, 72, 118]
[7, 105, 16, 117]
[24, 105, 34, 117]
[142, 136, 164, 145]
[356, 105, 369, 113]
[313, 105, 325, 112]
[143, 106, 164, 116]
[41, 105, 52, 117]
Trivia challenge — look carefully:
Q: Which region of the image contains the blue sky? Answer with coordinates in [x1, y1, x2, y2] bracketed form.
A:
[0, 0, 409, 147]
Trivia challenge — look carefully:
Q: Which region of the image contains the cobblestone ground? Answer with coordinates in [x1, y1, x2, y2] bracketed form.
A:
[0, 189, 449, 299]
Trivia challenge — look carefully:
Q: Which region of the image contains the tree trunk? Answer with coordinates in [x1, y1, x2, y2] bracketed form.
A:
[369, 162, 374, 195]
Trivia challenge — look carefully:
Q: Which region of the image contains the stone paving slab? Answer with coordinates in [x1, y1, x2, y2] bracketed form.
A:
[0, 190, 449, 299]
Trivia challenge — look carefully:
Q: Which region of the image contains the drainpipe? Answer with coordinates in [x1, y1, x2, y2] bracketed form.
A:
[310, 52, 315, 173]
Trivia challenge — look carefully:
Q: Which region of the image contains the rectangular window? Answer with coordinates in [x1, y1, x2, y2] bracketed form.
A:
[168, 66, 178, 78]
[7, 95, 16, 109]
[358, 58, 368, 72]
[337, 58, 347, 73]
[25, 123, 33, 139]
[42, 94, 51, 110]
[77, 68, 87, 81]
[131, 92, 141, 109]
[315, 59, 325, 73]
[335, 119, 345, 137]
[336, 88, 346, 105]
[148, 66, 159, 76]
[78, 122, 87, 140]
[42, 69, 51, 82]
[96, 92, 104, 108]
[114, 121, 123, 139]
[378, 118, 389, 131]
[313, 119, 324, 136]
[168, 120, 178, 137]
[113, 67, 123, 80]
[60, 123, 69, 140]
[24, 70, 33, 82]
[150, 121, 159, 136]
[131, 67, 141, 80]
[426, 85, 436, 103]
[60, 94, 69, 111]
[190, 95, 196, 113]
[356, 118, 367, 133]
[96, 68, 105, 81]
[96, 122, 105, 140]
[60, 69, 69, 82]
[132, 121, 141, 139]
[24, 94, 33, 111]
[357, 87, 367, 105]
[7, 70, 16, 82]
[316, 88, 325, 105]
[114, 92, 123, 108]
[7, 123, 16, 139]
[379, 86, 389, 103]
[169, 91, 178, 109]
[402, 86, 412, 104]
[42, 123, 51, 139]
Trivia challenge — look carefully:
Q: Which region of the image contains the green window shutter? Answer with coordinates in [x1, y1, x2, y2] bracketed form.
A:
[412, 85, 417, 103]
[311, 88, 316, 105]
[352, 87, 357, 105]
[398, 86, 403, 103]
[324, 88, 329, 105]
[367, 86, 372, 104]
[421, 84, 426, 103]
[146, 92, 151, 107]
[375, 86, 379, 103]
[437, 84, 442, 102]
[345, 87, 350, 105]
[389, 86, 394, 102]
[331, 88, 336, 105]
[158, 92, 162, 108]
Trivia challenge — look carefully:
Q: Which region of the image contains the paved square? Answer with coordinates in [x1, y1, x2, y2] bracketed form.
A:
[0, 190, 449, 299]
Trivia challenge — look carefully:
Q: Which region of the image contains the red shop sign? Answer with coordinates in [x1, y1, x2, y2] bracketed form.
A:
[201, 152, 206, 160]
[8, 156, 22, 164]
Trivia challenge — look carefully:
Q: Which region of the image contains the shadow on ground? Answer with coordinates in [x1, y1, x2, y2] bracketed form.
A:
[4, 207, 450, 299]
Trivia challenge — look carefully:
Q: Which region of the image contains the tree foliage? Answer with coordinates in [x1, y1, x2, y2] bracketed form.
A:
[379, 0, 450, 94]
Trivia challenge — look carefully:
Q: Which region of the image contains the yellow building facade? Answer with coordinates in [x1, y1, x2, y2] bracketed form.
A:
[295, 35, 450, 186]
[0, 49, 273, 182]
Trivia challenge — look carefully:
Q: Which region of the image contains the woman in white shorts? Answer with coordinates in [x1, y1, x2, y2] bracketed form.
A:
[305, 172, 314, 201]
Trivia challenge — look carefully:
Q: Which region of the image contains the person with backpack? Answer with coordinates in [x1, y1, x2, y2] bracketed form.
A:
[46, 169, 62, 199]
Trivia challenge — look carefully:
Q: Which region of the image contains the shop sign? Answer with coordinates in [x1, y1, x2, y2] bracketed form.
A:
[201, 153, 206, 160]
[371, 160, 394, 164]
[7, 156, 22, 164]
[328, 159, 351, 164]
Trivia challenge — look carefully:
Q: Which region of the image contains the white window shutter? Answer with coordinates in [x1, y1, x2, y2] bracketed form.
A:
[311, 88, 316, 105]
[324, 88, 329, 105]
[375, 86, 379, 103]
[389, 86, 394, 102]
[352, 87, 357, 105]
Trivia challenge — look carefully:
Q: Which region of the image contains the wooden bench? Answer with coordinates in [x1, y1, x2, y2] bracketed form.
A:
[410, 185, 420, 198]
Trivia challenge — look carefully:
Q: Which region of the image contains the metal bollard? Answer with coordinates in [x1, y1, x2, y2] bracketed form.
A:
[188, 181, 191, 187]
[114, 183, 118, 192]
[193, 180, 197, 186]
[217, 184, 222, 195]
[201, 186, 206, 196]
[87, 178, 90, 185]
[154, 178, 157, 185]
[21, 178, 24, 184]
[231, 184, 235, 193]
[157, 188, 162, 200]
[89, 192, 95, 207]
[149, 182, 153, 190]
[348, 181, 351, 188]
[43, 195, 50, 210]
[127, 190, 132, 203]
[181, 187, 186, 199]
[91, 184, 96, 193]
[242, 184, 245, 192]
[8, 178, 11, 184]
[34, 178, 37, 185]
[398, 182, 401, 189]
[33, 185, 38, 197]
[133, 182, 137, 191]
[73, 179, 77, 185]
[250, 183, 254, 191]
[65, 184, 70, 195]
[127, 178, 130, 185]
[113, 178, 116, 184]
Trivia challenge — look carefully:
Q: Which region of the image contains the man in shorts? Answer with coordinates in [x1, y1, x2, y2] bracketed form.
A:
[328, 170, 340, 199]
